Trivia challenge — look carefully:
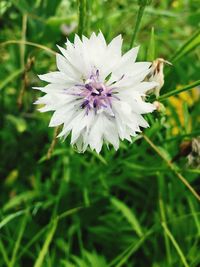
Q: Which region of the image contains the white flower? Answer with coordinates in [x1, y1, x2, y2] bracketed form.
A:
[34, 32, 158, 153]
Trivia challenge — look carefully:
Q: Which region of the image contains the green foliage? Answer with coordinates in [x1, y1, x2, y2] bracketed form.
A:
[0, 0, 200, 267]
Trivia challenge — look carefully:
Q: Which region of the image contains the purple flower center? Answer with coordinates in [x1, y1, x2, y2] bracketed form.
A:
[77, 70, 115, 114]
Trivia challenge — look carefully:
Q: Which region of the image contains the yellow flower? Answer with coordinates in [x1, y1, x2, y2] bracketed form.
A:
[167, 85, 199, 135]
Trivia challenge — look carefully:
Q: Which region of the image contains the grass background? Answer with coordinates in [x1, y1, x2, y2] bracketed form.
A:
[0, 0, 200, 266]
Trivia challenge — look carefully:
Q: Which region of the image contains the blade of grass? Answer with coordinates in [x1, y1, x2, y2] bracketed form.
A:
[187, 198, 200, 236]
[158, 192, 172, 265]
[17, 224, 49, 260]
[162, 222, 189, 267]
[183, 103, 190, 134]
[9, 0, 29, 13]
[170, 28, 200, 62]
[0, 210, 26, 229]
[9, 211, 29, 267]
[164, 131, 200, 142]
[3, 191, 39, 211]
[110, 197, 143, 237]
[57, 206, 84, 221]
[89, 151, 108, 165]
[109, 230, 153, 267]
[0, 240, 9, 267]
[33, 172, 81, 266]
[158, 80, 200, 101]
[85, 0, 91, 35]
[166, 212, 200, 225]
[147, 27, 155, 61]
[130, 0, 148, 48]
[143, 134, 200, 202]
[34, 219, 58, 267]
[17, 206, 83, 261]
[77, 0, 86, 36]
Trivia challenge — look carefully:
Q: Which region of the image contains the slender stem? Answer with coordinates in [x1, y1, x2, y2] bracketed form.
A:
[46, 126, 60, 160]
[57, 206, 83, 221]
[0, 40, 56, 55]
[85, 0, 90, 35]
[158, 196, 172, 265]
[20, 13, 27, 69]
[162, 222, 189, 267]
[33, 219, 58, 267]
[17, 225, 49, 260]
[9, 211, 28, 267]
[130, 0, 148, 48]
[77, 0, 86, 36]
[170, 28, 200, 62]
[158, 80, 200, 101]
[114, 231, 153, 267]
[0, 240, 9, 267]
[17, 206, 83, 260]
[143, 134, 200, 202]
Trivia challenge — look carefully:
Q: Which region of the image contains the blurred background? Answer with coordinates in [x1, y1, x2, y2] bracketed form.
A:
[0, 0, 200, 266]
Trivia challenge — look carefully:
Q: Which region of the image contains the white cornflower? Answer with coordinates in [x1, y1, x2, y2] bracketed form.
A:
[34, 32, 158, 153]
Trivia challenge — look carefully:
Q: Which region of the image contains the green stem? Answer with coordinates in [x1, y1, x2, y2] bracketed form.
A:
[158, 80, 200, 101]
[20, 13, 27, 69]
[0, 240, 9, 267]
[111, 230, 153, 267]
[0, 40, 56, 55]
[162, 222, 189, 267]
[143, 134, 200, 202]
[170, 28, 200, 62]
[9, 211, 28, 267]
[85, 0, 90, 35]
[77, 0, 86, 36]
[33, 219, 58, 267]
[158, 188, 172, 266]
[130, 0, 148, 48]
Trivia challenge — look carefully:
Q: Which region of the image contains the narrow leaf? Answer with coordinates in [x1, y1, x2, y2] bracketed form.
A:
[110, 197, 143, 237]
[34, 219, 58, 267]
[159, 80, 200, 101]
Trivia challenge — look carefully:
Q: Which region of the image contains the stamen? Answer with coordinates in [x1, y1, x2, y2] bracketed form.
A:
[91, 92, 98, 96]
[93, 99, 97, 108]
[78, 70, 119, 114]
[81, 100, 89, 109]
[85, 84, 93, 91]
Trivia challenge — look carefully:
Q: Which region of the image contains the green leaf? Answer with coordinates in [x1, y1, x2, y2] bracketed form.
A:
[159, 80, 200, 101]
[3, 191, 39, 211]
[0, 210, 26, 230]
[147, 27, 155, 61]
[110, 197, 143, 237]
[9, 212, 28, 267]
[34, 219, 58, 267]
[171, 29, 200, 62]
[162, 222, 190, 267]
[183, 102, 190, 134]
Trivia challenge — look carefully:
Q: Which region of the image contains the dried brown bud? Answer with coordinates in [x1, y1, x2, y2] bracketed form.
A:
[187, 137, 200, 168]
[171, 137, 200, 168]
[146, 58, 172, 98]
